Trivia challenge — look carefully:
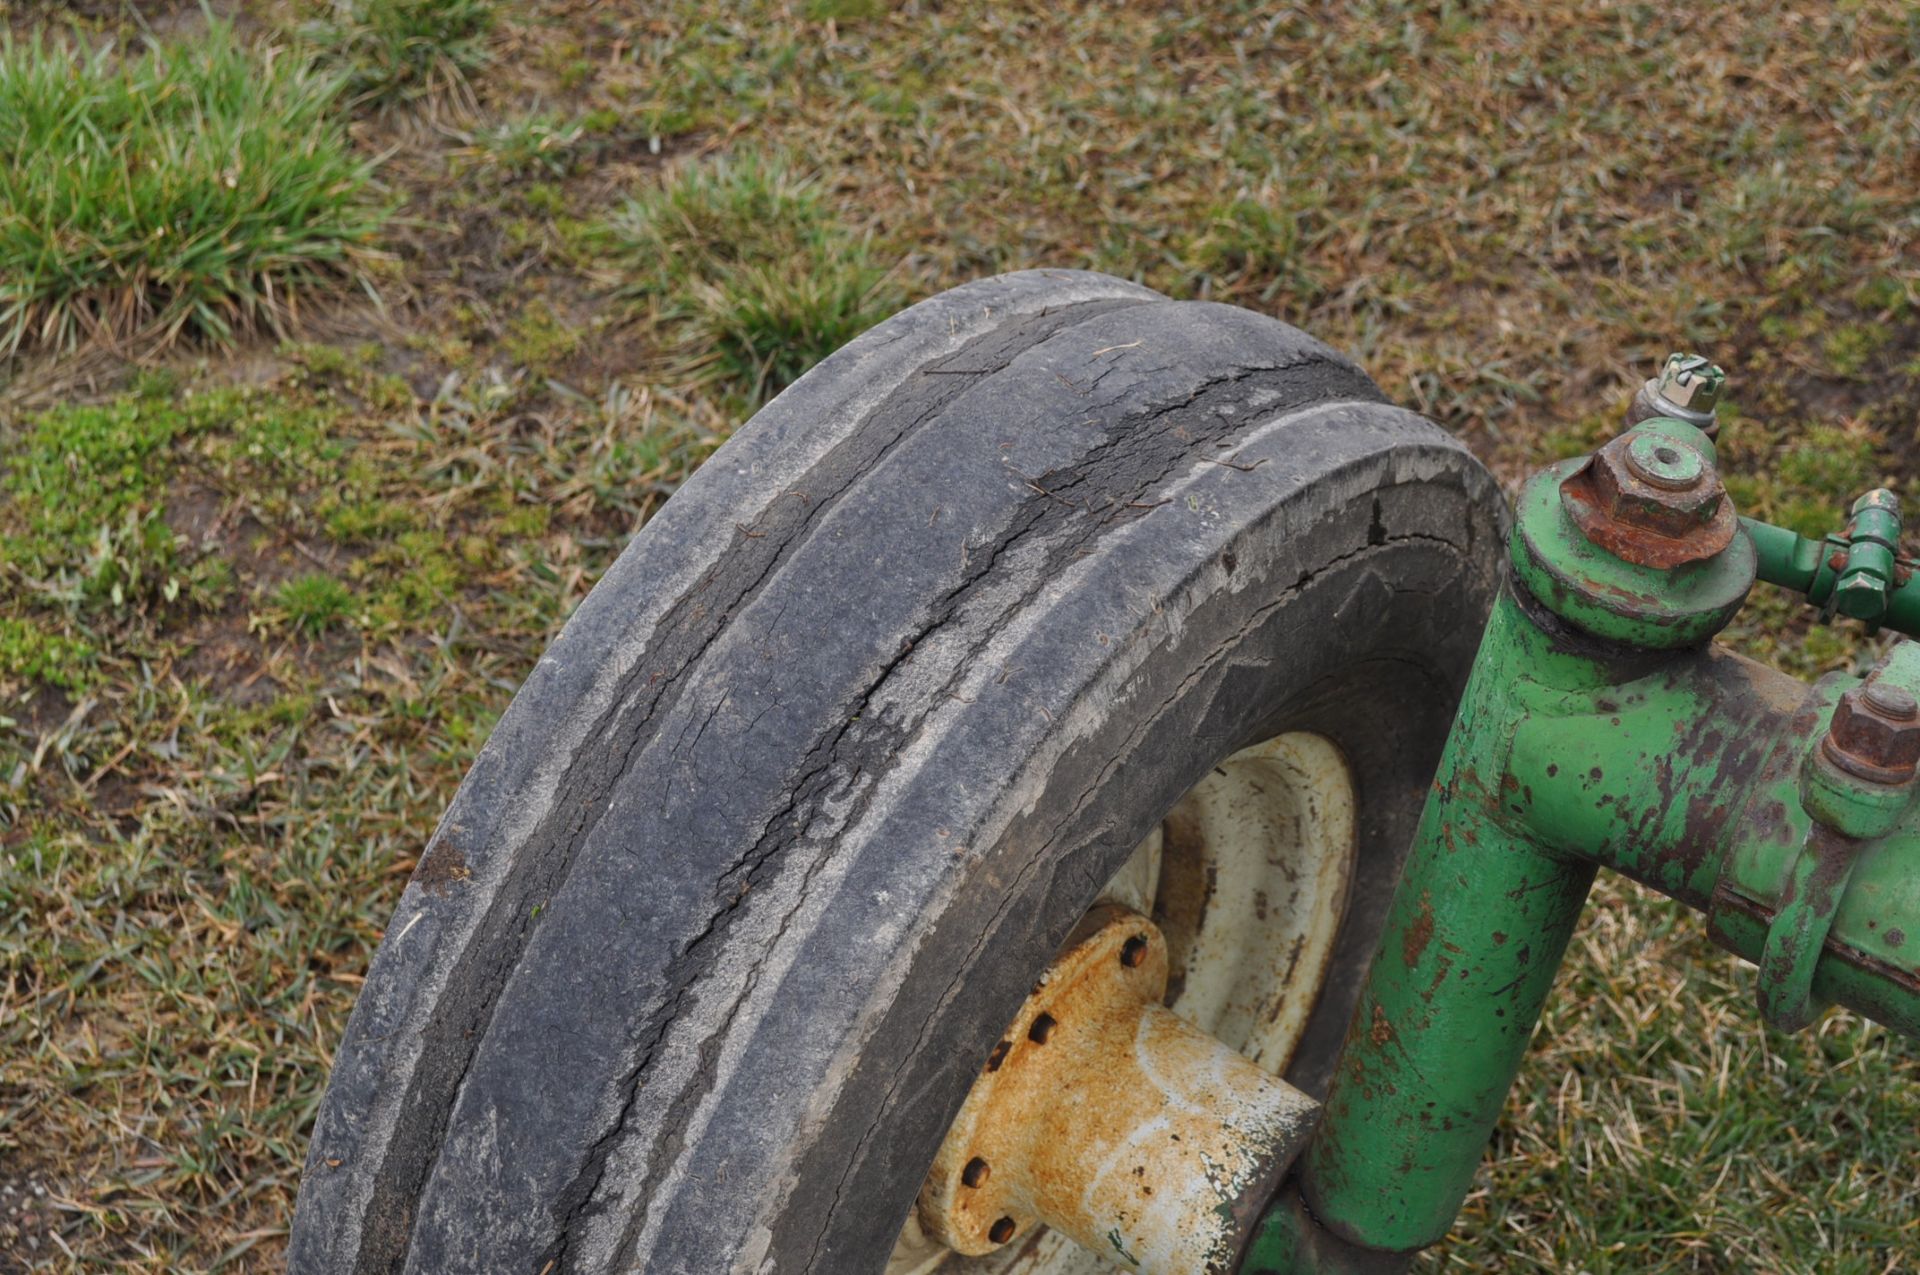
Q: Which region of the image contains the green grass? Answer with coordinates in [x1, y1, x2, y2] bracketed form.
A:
[1459, 874, 1920, 1272]
[501, 298, 582, 372]
[4, 2, 1920, 1269]
[0, 364, 724, 1268]
[1724, 422, 1882, 539]
[803, 0, 879, 20]
[605, 154, 903, 399]
[1825, 322, 1890, 378]
[473, 111, 589, 177]
[0, 23, 387, 356]
[301, 0, 495, 106]
[1180, 190, 1330, 305]
[195, 383, 351, 525]
[2, 390, 196, 607]
[0, 617, 96, 693]
[275, 573, 356, 634]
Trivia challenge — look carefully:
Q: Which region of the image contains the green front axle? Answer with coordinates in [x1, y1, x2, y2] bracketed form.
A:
[1249, 373, 1920, 1271]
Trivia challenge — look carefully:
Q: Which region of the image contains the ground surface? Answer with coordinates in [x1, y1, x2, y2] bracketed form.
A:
[1, 2, 1917, 1271]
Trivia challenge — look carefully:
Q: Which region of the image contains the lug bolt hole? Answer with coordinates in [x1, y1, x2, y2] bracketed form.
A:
[1653, 446, 1680, 466]
[962, 1157, 990, 1188]
[1027, 1013, 1057, 1044]
[1119, 935, 1149, 968]
[990, 1217, 1017, 1244]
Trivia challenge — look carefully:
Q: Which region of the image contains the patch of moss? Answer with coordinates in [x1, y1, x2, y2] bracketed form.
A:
[1531, 411, 1619, 464]
[523, 182, 568, 216]
[283, 341, 381, 382]
[1852, 276, 1910, 315]
[502, 299, 583, 372]
[208, 691, 319, 748]
[502, 217, 551, 257]
[323, 497, 423, 544]
[283, 343, 415, 413]
[496, 503, 552, 538]
[804, 0, 879, 18]
[1822, 322, 1889, 378]
[456, 534, 495, 567]
[0, 617, 98, 691]
[1, 391, 195, 602]
[358, 530, 463, 627]
[190, 385, 352, 528]
[1775, 425, 1878, 502]
[1724, 422, 1881, 538]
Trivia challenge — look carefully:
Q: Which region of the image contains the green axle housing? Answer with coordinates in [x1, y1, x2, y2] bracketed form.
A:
[1248, 414, 1920, 1272]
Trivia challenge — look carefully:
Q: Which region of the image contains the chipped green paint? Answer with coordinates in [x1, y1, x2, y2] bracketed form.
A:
[1292, 583, 1600, 1254]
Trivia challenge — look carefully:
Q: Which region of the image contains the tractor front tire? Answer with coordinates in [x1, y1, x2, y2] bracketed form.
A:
[291, 270, 1505, 1275]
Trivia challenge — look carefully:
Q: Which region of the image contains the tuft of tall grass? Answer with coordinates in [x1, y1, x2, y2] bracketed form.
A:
[302, 0, 495, 107]
[0, 24, 388, 356]
[605, 154, 902, 400]
[277, 572, 357, 634]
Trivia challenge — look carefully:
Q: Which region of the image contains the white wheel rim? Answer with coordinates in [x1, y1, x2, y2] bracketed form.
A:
[886, 732, 1357, 1274]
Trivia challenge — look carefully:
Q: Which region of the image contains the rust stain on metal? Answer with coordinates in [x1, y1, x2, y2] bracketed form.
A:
[1403, 892, 1436, 968]
[915, 904, 1320, 1273]
[1710, 889, 1920, 1009]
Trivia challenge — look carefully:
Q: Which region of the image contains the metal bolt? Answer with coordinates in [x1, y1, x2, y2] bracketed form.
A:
[1626, 351, 1726, 437]
[1623, 434, 1705, 492]
[1655, 353, 1724, 414]
[1863, 682, 1918, 721]
[1561, 427, 1734, 566]
[1824, 682, 1920, 784]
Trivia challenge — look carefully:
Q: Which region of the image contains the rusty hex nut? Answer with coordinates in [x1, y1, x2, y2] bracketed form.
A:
[1823, 682, 1920, 785]
[1560, 429, 1739, 568]
[1588, 434, 1723, 535]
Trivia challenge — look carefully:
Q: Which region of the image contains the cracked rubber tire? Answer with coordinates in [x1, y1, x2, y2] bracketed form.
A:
[291, 270, 1507, 1275]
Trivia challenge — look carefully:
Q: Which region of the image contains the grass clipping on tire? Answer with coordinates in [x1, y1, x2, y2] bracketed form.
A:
[0, 24, 389, 357]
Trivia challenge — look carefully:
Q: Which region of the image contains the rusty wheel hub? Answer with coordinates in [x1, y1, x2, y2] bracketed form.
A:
[917, 905, 1320, 1273]
[887, 732, 1356, 1275]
